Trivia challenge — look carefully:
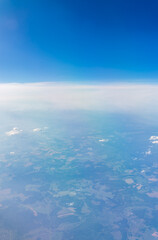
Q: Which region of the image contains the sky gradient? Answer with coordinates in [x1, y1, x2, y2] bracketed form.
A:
[0, 0, 158, 83]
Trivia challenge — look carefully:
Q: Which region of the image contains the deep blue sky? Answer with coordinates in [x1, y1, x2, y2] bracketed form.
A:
[0, 0, 158, 83]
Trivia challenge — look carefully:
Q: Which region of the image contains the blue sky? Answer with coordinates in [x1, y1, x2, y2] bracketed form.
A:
[0, 0, 158, 83]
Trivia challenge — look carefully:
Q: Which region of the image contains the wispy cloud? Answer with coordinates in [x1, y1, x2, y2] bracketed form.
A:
[145, 149, 151, 155]
[152, 141, 158, 144]
[99, 139, 109, 142]
[6, 127, 23, 136]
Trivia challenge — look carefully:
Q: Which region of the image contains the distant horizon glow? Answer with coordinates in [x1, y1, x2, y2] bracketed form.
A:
[1, 82, 158, 121]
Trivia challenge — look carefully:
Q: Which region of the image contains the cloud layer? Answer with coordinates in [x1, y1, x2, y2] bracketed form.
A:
[1, 82, 158, 116]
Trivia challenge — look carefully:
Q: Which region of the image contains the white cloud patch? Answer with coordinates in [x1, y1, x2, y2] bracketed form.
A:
[149, 136, 158, 141]
[152, 232, 158, 238]
[148, 178, 158, 182]
[136, 184, 142, 190]
[149, 136, 158, 144]
[6, 127, 23, 136]
[99, 139, 109, 142]
[33, 128, 41, 132]
[124, 178, 134, 184]
[10, 152, 15, 155]
[145, 150, 151, 155]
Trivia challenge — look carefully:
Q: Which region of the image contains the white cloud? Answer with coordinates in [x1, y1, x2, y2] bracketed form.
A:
[125, 178, 134, 184]
[33, 128, 41, 132]
[10, 152, 15, 155]
[148, 178, 158, 182]
[149, 136, 158, 140]
[149, 136, 158, 144]
[6, 127, 23, 136]
[136, 184, 142, 190]
[145, 150, 151, 155]
[99, 139, 109, 142]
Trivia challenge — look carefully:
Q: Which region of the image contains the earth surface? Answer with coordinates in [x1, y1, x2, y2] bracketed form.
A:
[0, 100, 158, 239]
